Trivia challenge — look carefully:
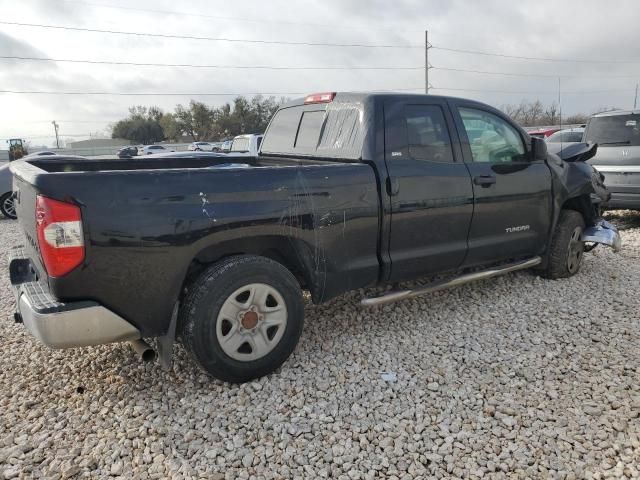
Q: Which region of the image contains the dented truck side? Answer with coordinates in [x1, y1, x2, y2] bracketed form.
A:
[8, 92, 621, 382]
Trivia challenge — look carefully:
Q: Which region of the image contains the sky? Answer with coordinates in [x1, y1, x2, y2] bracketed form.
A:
[0, 0, 639, 147]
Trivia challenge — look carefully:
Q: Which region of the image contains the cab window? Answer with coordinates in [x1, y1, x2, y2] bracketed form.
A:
[459, 108, 527, 163]
[404, 105, 454, 162]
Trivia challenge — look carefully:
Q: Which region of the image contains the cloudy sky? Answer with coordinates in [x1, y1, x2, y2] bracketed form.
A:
[1, 0, 639, 147]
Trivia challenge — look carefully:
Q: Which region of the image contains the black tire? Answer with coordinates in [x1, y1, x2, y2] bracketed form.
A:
[0, 192, 17, 219]
[541, 210, 585, 279]
[179, 255, 304, 383]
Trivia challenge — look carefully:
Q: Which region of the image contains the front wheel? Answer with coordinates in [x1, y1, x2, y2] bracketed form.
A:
[180, 255, 304, 383]
[0, 192, 17, 219]
[541, 210, 585, 279]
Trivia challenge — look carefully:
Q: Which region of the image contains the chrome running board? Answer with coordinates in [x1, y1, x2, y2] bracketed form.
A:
[361, 257, 542, 307]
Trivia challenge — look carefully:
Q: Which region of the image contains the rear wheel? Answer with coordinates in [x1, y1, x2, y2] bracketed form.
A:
[541, 210, 585, 279]
[180, 255, 304, 383]
[0, 192, 16, 219]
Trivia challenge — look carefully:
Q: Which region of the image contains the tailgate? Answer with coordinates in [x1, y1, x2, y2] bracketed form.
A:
[11, 162, 47, 280]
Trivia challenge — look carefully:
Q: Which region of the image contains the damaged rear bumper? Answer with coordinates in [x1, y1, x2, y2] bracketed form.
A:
[581, 219, 622, 253]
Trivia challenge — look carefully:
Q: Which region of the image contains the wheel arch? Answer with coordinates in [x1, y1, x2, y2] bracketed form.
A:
[181, 234, 322, 302]
[561, 194, 598, 226]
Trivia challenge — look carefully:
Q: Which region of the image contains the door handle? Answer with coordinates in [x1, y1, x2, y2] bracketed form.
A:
[386, 176, 400, 196]
[473, 175, 496, 187]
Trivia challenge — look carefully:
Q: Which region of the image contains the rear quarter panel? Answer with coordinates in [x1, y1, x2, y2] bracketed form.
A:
[20, 163, 380, 336]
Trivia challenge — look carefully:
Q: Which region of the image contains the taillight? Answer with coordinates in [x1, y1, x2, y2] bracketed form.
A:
[35, 195, 85, 277]
[303, 92, 335, 104]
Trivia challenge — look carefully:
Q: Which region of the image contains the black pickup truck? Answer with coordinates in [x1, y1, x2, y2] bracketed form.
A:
[9, 92, 621, 383]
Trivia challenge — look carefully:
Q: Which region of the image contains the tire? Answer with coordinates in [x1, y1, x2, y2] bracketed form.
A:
[0, 192, 17, 219]
[541, 209, 585, 279]
[180, 255, 304, 383]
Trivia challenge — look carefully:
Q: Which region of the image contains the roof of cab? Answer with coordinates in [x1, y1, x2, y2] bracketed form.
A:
[281, 91, 479, 109]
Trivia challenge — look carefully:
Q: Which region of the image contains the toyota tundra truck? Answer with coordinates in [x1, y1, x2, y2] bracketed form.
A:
[8, 92, 621, 383]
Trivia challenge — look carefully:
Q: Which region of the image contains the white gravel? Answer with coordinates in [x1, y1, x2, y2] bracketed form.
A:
[1, 211, 640, 479]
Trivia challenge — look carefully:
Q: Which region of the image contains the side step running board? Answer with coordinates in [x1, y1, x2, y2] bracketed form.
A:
[361, 257, 542, 307]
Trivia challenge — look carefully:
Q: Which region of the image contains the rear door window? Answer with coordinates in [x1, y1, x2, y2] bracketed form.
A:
[404, 105, 454, 162]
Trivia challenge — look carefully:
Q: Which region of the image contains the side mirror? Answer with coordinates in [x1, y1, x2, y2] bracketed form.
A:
[531, 136, 547, 161]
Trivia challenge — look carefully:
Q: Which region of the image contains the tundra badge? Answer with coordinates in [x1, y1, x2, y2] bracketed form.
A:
[505, 225, 530, 233]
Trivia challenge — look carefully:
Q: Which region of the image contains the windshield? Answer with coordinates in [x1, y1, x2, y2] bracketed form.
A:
[231, 137, 250, 152]
[547, 131, 584, 143]
[585, 114, 640, 146]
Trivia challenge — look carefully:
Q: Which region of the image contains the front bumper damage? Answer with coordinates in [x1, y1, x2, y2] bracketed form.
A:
[9, 246, 141, 348]
[581, 219, 622, 253]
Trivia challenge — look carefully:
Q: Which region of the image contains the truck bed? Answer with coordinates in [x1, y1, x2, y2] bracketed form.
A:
[24, 153, 350, 173]
[11, 154, 381, 337]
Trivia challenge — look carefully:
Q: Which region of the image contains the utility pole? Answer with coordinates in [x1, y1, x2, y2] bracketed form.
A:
[52, 121, 60, 149]
[425, 30, 429, 94]
[634, 83, 638, 110]
[557, 77, 562, 129]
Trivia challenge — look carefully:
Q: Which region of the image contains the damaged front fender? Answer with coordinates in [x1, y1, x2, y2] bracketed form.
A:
[581, 218, 622, 253]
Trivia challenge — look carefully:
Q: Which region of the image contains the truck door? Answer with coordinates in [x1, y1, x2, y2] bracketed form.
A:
[450, 101, 552, 267]
[384, 99, 474, 282]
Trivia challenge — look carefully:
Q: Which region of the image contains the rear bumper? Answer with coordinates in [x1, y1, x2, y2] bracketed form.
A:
[9, 246, 140, 348]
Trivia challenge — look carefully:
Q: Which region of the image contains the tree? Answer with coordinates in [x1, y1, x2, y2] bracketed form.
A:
[111, 96, 286, 144]
[111, 105, 165, 144]
[174, 101, 216, 141]
[501, 100, 594, 127]
[159, 113, 182, 142]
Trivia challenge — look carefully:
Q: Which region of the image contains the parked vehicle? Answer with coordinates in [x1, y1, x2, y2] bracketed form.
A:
[8, 92, 620, 383]
[0, 162, 16, 218]
[117, 146, 138, 158]
[229, 134, 264, 156]
[585, 110, 640, 209]
[188, 142, 214, 152]
[220, 140, 233, 152]
[546, 127, 585, 144]
[527, 127, 562, 138]
[210, 142, 224, 152]
[142, 145, 173, 155]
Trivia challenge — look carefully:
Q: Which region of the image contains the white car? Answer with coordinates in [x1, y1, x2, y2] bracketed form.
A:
[229, 134, 264, 156]
[142, 145, 174, 155]
[188, 142, 214, 152]
[546, 128, 585, 144]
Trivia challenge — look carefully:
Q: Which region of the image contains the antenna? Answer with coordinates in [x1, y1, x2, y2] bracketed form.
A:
[634, 82, 638, 109]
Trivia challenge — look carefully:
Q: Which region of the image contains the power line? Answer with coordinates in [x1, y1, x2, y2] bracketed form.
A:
[0, 88, 423, 96]
[430, 45, 637, 65]
[56, 0, 363, 31]
[0, 21, 423, 49]
[0, 86, 629, 97]
[430, 67, 640, 79]
[432, 66, 640, 79]
[0, 55, 423, 71]
[431, 86, 632, 95]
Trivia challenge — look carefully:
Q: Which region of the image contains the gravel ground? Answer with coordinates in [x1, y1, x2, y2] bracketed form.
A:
[1, 211, 640, 479]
